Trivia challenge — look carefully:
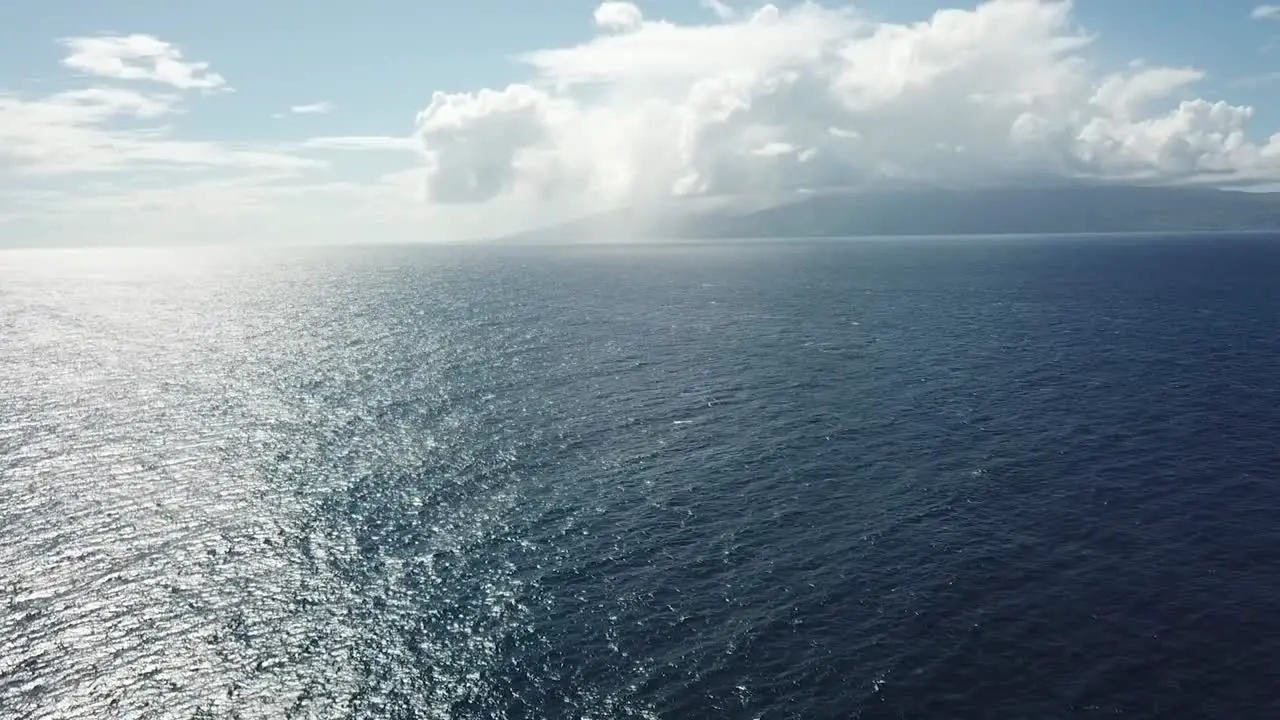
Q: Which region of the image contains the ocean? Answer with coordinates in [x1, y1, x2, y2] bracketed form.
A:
[1, 234, 1278, 719]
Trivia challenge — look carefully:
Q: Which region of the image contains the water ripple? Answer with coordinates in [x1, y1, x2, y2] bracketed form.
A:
[2, 237, 1279, 718]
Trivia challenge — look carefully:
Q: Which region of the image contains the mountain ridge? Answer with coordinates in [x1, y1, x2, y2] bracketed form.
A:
[489, 185, 1280, 244]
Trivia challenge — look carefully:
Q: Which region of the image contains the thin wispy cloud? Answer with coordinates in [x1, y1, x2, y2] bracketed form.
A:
[0, 33, 432, 246]
[60, 34, 227, 90]
[290, 101, 334, 114]
[299, 135, 419, 151]
[0, 81, 311, 175]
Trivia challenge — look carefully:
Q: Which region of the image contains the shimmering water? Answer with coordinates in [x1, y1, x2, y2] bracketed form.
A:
[2, 235, 1279, 719]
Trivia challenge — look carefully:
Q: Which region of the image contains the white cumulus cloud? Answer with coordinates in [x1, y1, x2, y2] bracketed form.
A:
[594, 2, 645, 32]
[1252, 4, 1280, 19]
[413, 0, 1280, 211]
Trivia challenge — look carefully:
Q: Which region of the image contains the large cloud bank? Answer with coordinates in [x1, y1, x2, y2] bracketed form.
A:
[414, 0, 1280, 209]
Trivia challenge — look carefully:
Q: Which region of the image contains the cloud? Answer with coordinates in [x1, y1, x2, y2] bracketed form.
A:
[414, 0, 1280, 210]
[61, 34, 227, 90]
[1, 34, 328, 180]
[2, 34, 466, 249]
[290, 101, 334, 114]
[525, 3, 854, 86]
[10, 2, 1280, 249]
[0, 86, 321, 175]
[1252, 4, 1280, 19]
[1, 34, 361, 247]
[299, 135, 420, 152]
[702, 0, 737, 21]
[594, 2, 645, 32]
[1089, 66, 1204, 118]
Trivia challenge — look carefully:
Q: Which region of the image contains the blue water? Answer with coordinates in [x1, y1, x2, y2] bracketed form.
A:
[2, 235, 1278, 718]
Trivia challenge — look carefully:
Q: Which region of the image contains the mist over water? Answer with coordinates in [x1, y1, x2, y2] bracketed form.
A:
[2, 236, 1279, 718]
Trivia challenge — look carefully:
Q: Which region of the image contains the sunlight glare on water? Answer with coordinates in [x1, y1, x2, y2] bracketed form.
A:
[2, 237, 1279, 719]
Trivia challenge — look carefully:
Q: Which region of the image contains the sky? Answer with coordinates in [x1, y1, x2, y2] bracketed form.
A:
[3, 0, 1280, 247]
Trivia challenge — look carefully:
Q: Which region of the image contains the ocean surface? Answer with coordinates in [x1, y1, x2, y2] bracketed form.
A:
[1, 234, 1278, 719]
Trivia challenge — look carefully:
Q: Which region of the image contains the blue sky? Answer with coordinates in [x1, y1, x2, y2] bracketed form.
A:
[3, 0, 1280, 246]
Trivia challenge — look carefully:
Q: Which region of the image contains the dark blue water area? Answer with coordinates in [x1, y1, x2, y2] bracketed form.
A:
[1, 234, 1278, 719]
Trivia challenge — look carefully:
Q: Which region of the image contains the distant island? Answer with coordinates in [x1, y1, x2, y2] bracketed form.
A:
[491, 185, 1280, 243]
